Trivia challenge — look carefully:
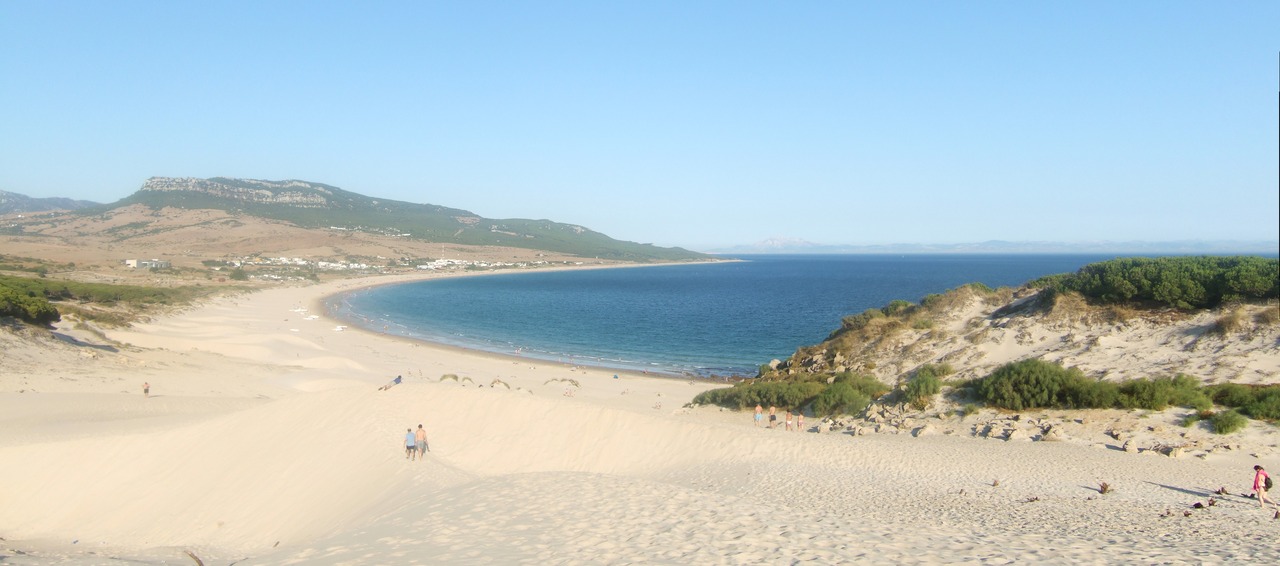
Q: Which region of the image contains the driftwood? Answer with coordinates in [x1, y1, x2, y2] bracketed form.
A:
[184, 550, 204, 566]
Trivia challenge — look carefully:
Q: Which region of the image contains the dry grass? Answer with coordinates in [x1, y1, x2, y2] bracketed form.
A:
[1209, 309, 1245, 336]
[1256, 305, 1280, 326]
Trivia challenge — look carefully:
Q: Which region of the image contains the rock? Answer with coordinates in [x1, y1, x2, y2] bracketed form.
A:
[1006, 428, 1028, 442]
[1168, 447, 1184, 458]
[768, 359, 782, 370]
[1039, 426, 1064, 442]
[1124, 440, 1139, 453]
[913, 424, 935, 437]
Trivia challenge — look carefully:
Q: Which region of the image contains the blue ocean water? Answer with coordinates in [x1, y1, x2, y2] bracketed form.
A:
[328, 254, 1120, 377]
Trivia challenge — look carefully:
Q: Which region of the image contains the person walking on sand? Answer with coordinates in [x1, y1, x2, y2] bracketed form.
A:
[754, 404, 764, 427]
[405, 428, 417, 460]
[415, 424, 429, 458]
[142, 382, 149, 399]
[768, 406, 777, 429]
[1254, 465, 1275, 509]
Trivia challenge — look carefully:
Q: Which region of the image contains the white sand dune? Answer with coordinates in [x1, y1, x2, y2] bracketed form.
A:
[2, 274, 1279, 564]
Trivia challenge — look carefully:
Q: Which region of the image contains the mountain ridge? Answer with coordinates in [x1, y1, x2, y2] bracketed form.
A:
[0, 190, 99, 214]
[95, 177, 705, 262]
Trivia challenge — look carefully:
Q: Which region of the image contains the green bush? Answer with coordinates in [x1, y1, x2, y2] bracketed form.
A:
[975, 359, 1102, 410]
[1205, 383, 1256, 408]
[1210, 410, 1248, 434]
[812, 382, 871, 416]
[1204, 384, 1280, 420]
[809, 372, 888, 416]
[917, 363, 955, 380]
[840, 308, 884, 331]
[833, 372, 891, 398]
[1118, 374, 1207, 411]
[0, 285, 61, 324]
[692, 380, 825, 411]
[1032, 256, 1278, 310]
[1244, 388, 1280, 420]
[903, 373, 942, 410]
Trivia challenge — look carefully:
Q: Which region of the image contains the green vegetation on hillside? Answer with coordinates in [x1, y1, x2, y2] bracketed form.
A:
[0, 285, 60, 324]
[965, 359, 1280, 433]
[1031, 256, 1278, 310]
[694, 256, 1280, 429]
[101, 178, 708, 261]
[0, 275, 221, 326]
[692, 372, 888, 416]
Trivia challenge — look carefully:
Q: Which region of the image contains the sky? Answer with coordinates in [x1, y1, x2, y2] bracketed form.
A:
[2, 2, 1277, 251]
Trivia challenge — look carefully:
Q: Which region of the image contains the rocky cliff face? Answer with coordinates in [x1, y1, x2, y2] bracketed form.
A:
[140, 177, 332, 208]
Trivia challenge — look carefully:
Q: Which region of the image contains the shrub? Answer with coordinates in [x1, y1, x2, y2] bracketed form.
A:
[1036, 256, 1278, 310]
[692, 380, 825, 411]
[812, 382, 872, 416]
[1210, 410, 1248, 434]
[975, 359, 1098, 410]
[0, 285, 61, 324]
[1243, 388, 1280, 420]
[1256, 306, 1280, 325]
[903, 372, 942, 410]
[840, 308, 884, 331]
[833, 372, 890, 397]
[1118, 375, 1207, 411]
[1206, 383, 1255, 408]
[1209, 309, 1244, 335]
[882, 299, 915, 316]
[917, 363, 954, 380]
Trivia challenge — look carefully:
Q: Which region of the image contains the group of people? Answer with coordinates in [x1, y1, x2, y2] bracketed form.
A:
[753, 404, 804, 432]
[404, 424, 430, 461]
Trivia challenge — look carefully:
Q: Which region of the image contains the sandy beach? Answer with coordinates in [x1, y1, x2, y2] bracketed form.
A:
[2, 270, 1279, 564]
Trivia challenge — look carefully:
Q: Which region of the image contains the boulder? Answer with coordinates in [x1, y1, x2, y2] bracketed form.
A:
[1123, 440, 1139, 453]
[1038, 426, 1065, 442]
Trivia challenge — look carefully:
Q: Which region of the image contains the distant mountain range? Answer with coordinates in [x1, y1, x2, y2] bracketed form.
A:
[77, 177, 706, 261]
[709, 238, 1280, 255]
[0, 190, 98, 214]
[6, 181, 1276, 259]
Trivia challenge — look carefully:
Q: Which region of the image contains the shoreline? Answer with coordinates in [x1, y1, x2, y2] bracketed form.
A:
[313, 260, 755, 380]
[3, 260, 1280, 563]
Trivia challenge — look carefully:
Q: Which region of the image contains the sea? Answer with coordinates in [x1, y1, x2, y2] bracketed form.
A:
[326, 254, 1128, 378]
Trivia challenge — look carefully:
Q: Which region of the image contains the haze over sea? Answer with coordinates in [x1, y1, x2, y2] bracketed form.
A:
[331, 254, 1147, 377]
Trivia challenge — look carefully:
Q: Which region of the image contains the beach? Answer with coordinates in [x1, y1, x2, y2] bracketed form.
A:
[2, 271, 1279, 564]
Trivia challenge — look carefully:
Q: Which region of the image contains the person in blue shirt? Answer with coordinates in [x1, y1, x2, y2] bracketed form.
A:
[405, 428, 417, 460]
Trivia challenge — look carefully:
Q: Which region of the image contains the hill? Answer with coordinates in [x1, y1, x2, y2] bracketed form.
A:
[0, 189, 98, 214]
[101, 177, 706, 262]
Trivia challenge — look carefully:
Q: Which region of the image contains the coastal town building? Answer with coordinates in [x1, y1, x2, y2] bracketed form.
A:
[123, 259, 172, 269]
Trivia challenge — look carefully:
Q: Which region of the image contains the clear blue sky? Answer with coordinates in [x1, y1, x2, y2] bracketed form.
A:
[2, 2, 1277, 250]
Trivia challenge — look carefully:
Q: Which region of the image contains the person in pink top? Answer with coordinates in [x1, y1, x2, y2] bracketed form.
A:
[1253, 465, 1275, 510]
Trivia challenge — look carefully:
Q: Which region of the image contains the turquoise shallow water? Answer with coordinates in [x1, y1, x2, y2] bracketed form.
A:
[328, 254, 1120, 377]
